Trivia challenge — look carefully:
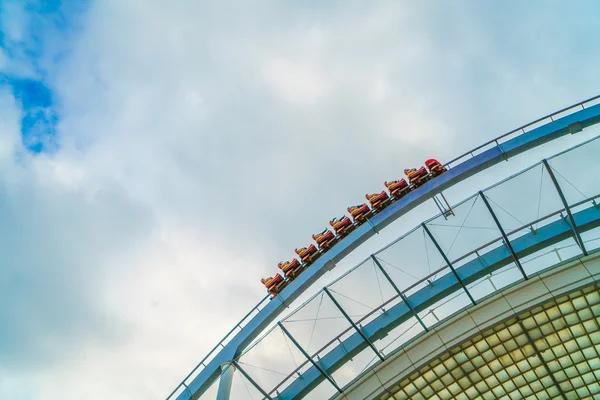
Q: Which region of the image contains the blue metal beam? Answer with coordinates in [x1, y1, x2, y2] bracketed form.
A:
[174, 102, 600, 400]
[479, 191, 528, 280]
[371, 255, 429, 332]
[277, 203, 600, 399]
[542, 159, 588, 256]
[422, 223, 477, 305]
[323, 287, 384, 362]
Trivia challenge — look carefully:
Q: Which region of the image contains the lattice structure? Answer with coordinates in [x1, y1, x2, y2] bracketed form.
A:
[167, 95, 600, 400]
[381, 282, 600, 400]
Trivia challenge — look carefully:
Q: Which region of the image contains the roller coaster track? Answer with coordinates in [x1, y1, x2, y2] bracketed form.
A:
[167, 94, 600, 400]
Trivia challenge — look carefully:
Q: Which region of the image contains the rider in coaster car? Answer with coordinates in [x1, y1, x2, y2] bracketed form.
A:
[404, 167, 428, 186]
[313, 228, 335, 249]
[330, 216, 353, 235]
[348, 203, 370, 222]
[366, 190, 389, 209]
[278, 259, 301, 274]
[425, 159, 446, 175]
[295, 244, 318, 263]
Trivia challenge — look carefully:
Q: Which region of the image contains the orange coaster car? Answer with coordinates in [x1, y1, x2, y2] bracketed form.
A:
[404, 166, 430, 188]
[312, 228, 336, 250]
[330, 216, 355, 237]
[425, 159, 446, 176]
[278, 259, 302, 279]
[385, 179, 411, 199]
[295, 244, 319, 265]
[348, 203, 371, 224]
[366, 190, 390, 211]
[261, 273, 286, 297]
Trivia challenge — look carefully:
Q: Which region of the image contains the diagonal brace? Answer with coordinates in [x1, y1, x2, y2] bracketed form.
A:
[542, 159, 588, 256]
[479, 191, 528, 280]
[323, 287, 384, 361]
[371, 255, 429, 332]
[278, 322, 342, 393]
[421, 224, 477, 305]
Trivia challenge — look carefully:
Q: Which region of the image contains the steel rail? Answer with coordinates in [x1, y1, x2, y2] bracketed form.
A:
[443, 94, 600, 168]
[262, 194, 600, 396]
[169, 96, 600, 400]
[278, 200, 600, 399]
[165, 295, 270, 400]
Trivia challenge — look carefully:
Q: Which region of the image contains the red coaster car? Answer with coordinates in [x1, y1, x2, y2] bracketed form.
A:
[261, 273, 286, 297]
[366, 190, 390, 211]
[278, 259, 302, 279]
[348, 203, 371, 224]
[295, 244, 319, 265]
[385, 179, 411, 199]
[425, 159, 446, 176]
[330, 216, 355, 237]
[312, 228, 336, 250]
[404, 166, 430, 188]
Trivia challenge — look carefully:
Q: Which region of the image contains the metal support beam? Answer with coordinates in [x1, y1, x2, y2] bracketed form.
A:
[542, 159, 588, 256]
[231, 361, 273, 400]
[278, 322, 342, 394]
[479, 191, 528, 280]
[517, 321, 568, 400]
[216, 362, 235, 400]
[421, 224, 477, 305]
[371, 255, 429, 332]
[323, 287, 384, 361]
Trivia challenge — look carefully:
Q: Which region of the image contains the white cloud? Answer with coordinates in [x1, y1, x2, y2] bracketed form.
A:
[2, 1, 600, 399]
[262, 56, 330, 106]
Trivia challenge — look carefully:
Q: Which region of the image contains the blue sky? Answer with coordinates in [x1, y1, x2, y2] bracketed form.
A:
[1, 1, 600, 399]
[0, 0, 86, 153]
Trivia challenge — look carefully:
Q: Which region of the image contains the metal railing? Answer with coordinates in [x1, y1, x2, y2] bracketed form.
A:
[166, 294, 271, 399]
[253, 192, 600, 397]
[166, 94, 600, 400]
[443, 94, 600, 169]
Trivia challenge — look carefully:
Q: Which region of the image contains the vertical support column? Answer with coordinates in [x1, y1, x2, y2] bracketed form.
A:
[371, 255, 429, 332]
[278, 322, 342, 394]
[479, 191, 528, 280]
[323, 287, 384, 361]
[421, 224, 477, 305]
[542, 159, 588, 256]
[216, 362, 236, 400]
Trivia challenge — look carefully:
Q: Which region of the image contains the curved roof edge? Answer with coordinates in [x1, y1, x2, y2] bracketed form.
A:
[336, 251, 600, 400]
[171, 97, 600, 400]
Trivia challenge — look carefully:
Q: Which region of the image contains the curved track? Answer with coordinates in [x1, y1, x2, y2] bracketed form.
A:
[168, 95, 600, 400]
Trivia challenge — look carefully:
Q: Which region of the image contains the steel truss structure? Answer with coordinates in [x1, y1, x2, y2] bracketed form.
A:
[167, 95, 600, 400]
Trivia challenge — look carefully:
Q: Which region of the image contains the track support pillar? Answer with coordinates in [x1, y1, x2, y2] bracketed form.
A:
[216, 362, 236, 400]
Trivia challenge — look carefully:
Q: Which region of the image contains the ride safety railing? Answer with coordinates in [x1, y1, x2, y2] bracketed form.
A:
[167, 94, 600, 400]
[443, 94, 600, 170]
[166, 294, 271, 400]
[222, 135, 600, 400]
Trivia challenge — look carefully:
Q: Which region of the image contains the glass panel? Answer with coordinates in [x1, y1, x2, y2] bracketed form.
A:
[482, 163, 564, 241]
[327, 258, 399, 326]
[374, 225, 445, 290]
[329, 336, 381, 389]
[373, 317, 426, 357]
[236, 325, 305, 395]
[519, 237, 581, 276]
[281, 291, 351, 372]
[424, 287, 472, 323]
[424, 194, 503, 270]
[547, 137, 600, 206]
[570, 198, 600, 253]
[229, 367, 268, 400]
[484, 263, 525, 293]
[303, 377, 338, 400]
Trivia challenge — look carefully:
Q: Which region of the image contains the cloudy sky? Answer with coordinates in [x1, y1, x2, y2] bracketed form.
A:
[1, 1, 600, 399]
